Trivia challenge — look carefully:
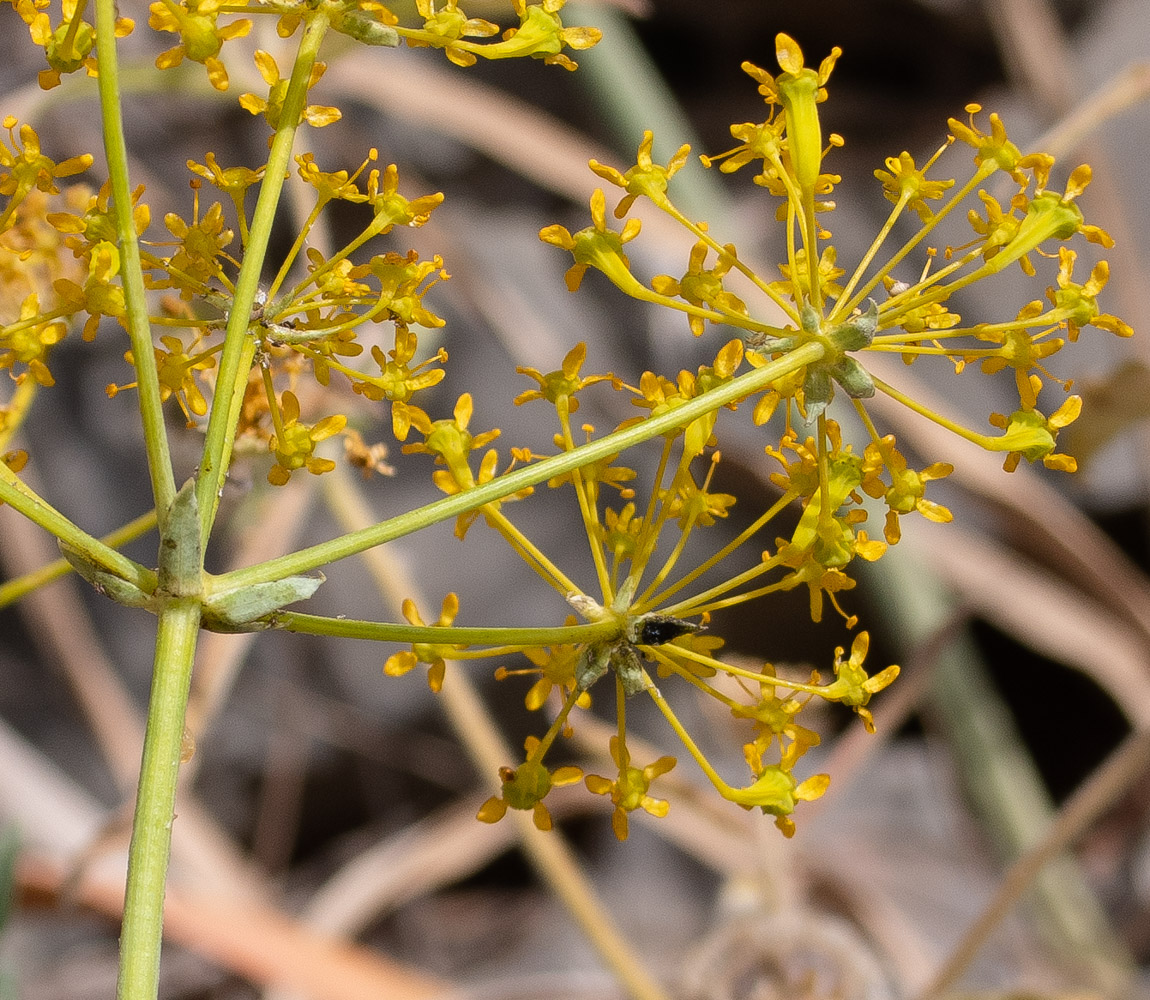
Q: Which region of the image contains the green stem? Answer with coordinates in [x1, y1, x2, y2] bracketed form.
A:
[0, 508, 157, 609]
[116, 599, 201, 1000]
[95, 0, 175, 517]
[645, 679, 733, 796]
[272, 610, 620, 645]
[215, 340, 826, 591]
[872, 374, 999, 449]
[838, 160, 997, 318]
[194, 11, 331, 543]
[0, 466, 155, 592]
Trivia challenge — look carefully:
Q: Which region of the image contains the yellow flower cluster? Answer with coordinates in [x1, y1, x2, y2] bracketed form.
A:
[385, 34, 1127, 838]
[0, 1, 600, 481]
[1, 7, 1128, 844]
[99, 149, 447, 481]
[375, 335, 904, 837]
[14, 0, 598, 92]
[544, 35, 1129, 488]
[0, 117, 93, 414]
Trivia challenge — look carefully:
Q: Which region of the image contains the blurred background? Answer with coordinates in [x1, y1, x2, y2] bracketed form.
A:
[1, 0, 1149, 997]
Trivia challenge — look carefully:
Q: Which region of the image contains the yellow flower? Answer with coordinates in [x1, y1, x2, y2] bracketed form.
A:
[741, 34, 841, 193]
[1048, 247, 1133, 342]
[589, 130, 691, 217]
[267, 389, 347, 485]
[402, 394, 530, 537]
[238, 51, 341, 132]
[584, 736, 675, 841]
[383, 593, 463, 692]
[366, 163, 445, 230]
[402, 393, 499, 487]
[148, 0, 251, 91]
[651, 241, 747, 338]
[540, 188, 642, 293]
[873, 148, 955, 222]
[700, 118, 785, 178]
[948, 104, 1025, 183]
[354, 326, 448, 436]
[477, 736, 583, 831]
[295, 150, 374, 205]
[110, 333, 216, 427]
[487, 0, 601, 71]
[769, 246, 845, 309]
[987, 396, 1082, 473]
[666, 476, 736, 531]
[733, 664, 822, 766]
[514, 341, 619, 413]
[0, 293, 65, 386]
[404, 0, 499, 67]
[818, 633, 900, 732]
[728, 735, 829, 838]
[394, 0, 600, 70]
[861, 435, 953, 544]
[154, 196, 234, 298]
[186, 154, 264, 241]
[363, 250, 448, 328]
[495, 620, 589, 713]
[76, 240, 128, 341]
[1, 450, 28, 476]
[0, 118, 93, 214]
[600, 502, 641, 563]
[18, 0, 132, 90]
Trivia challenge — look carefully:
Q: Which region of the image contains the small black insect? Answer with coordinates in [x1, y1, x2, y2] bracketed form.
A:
[630, 613, 702, 647]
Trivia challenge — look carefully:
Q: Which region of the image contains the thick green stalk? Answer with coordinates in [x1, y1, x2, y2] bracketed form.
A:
[116, 599, 202, 1000]
[213, 340, 826, 592]
[94, 0, 175, 516]
[193, 13, 331, 544]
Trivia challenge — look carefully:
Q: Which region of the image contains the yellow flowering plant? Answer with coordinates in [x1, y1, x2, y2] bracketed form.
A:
[0, 2, 1132, 996]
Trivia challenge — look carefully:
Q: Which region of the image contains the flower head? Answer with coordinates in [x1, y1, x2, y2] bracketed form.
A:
[540, 188, 643, 293]
[589, 130, 691, 217]
[148, 0, 251, 91]
[0, 118, 92, 211]
[819, 632, 900, 733]
[515, 341, 619, 413]
[987, 396, 1082, 473]
[477, 736, 583, 831]
[585, 736, 675, 841]
[384, 593, 463, 692]
[18, 0, 133, 90]
[266, 390, 347, 486]
[238, 51, 341, 132]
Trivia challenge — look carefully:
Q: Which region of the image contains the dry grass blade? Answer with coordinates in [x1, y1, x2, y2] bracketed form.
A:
[291, 798, 523, 937]
[0, 479, 265, 900]
[0, 714, 107, 860]
[326, 48, 612, 201]
[985, 0, 1078, 111]
[987, 0, 1150, 351]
